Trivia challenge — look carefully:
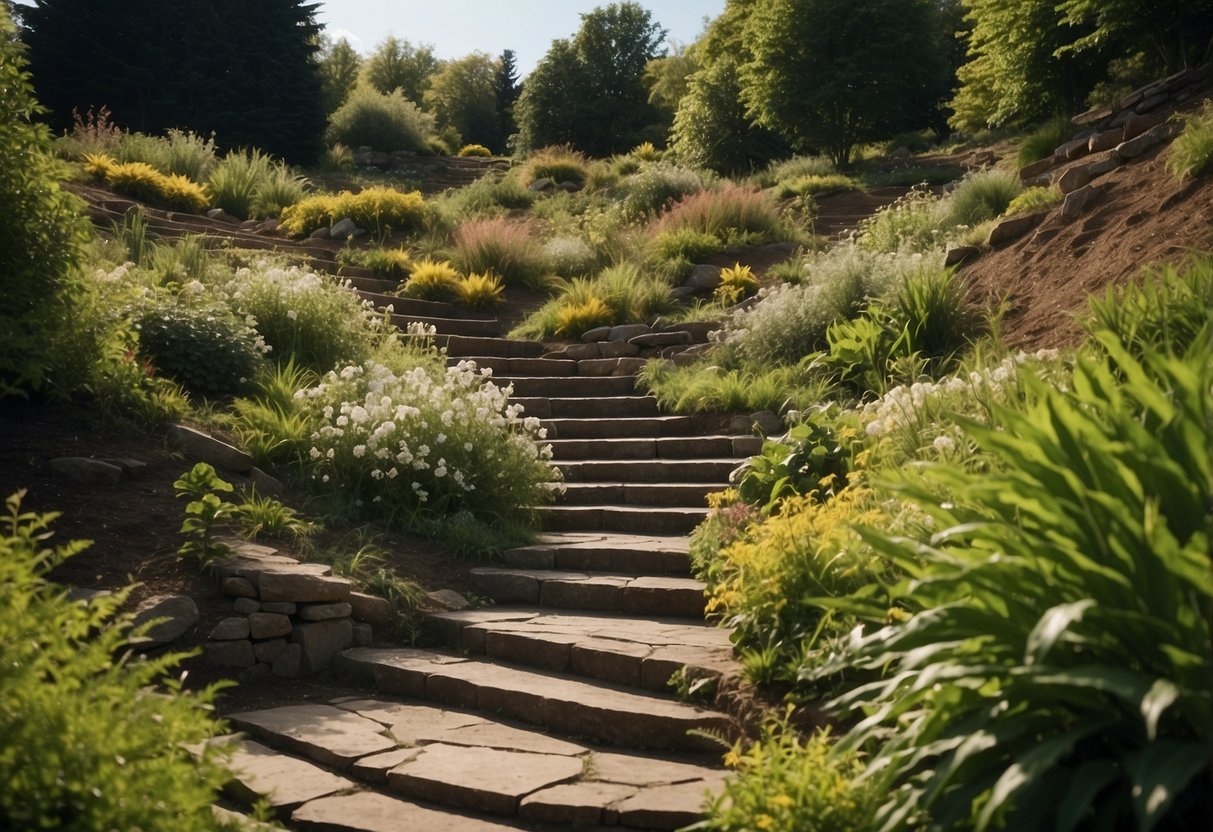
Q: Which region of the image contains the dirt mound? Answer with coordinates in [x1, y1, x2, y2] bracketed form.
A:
[961, 83, 1213, 349]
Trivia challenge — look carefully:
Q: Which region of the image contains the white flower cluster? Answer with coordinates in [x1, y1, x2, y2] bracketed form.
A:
[298, 359, 559, 512]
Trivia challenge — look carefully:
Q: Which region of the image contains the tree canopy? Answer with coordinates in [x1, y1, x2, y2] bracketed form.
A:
[512, 2, 667, 156]
[360, 36, 442, 104]
[319, 36, 363, 114]
[20, 0, 327, 162]
[424, 52, 501, 151]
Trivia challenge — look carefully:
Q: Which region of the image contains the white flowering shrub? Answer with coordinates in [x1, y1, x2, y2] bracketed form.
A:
[297, 359, 561, 523]
[217, 260, 390, 372]
[540, 235, 598, 278]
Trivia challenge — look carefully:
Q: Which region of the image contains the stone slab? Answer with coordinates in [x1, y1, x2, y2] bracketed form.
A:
[519, 781, 640, 826]
[299, 602, 353, 622]
[168, 423, 253, 473]
[614, 780, 720, 830]
[388, 705, 487, 746]
[292, 619, 354, 673]
[225, 739, 353, 813]
[249, 612, 292, 639]
[588, 751, 723, 787]
[228, 704, 396, 769]
[259, 572, 351, 604]
[205, 640, 255, 669]
[387, 743, 583, 816]
[430, 721, 587, 757]
[291, 792, 512, 832]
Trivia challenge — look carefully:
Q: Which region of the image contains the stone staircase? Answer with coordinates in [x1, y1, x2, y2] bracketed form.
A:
[72, 186, 760, 829]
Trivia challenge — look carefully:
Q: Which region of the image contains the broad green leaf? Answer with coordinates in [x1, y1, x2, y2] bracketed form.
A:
[1129, 740, 1208, 831]
[1025, 599, 1095, 665]
[1140, 678, 1181, 741]
[1056, 759, 1120, 832]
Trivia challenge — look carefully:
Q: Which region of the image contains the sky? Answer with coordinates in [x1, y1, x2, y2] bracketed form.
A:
[313, 1, 725, 77]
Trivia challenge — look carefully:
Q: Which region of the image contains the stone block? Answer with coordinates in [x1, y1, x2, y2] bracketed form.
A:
[249, 612, 293, 639]
[131, 594, 199, 647]
[1058, 137, 1090, 161]
[210, 616, 251, 640]
[167, 424, 253, 473]
[352, 591, 394, 622]
[205, 639, 255, 669]
[1061, 184, 1102, 222]
[291, 619, 353, 673]
[562, 342, 601, 360]
[258, 571, 351, 603]
[608, 324, 651, 342]
[49, 457, 123, 485]
[261, 601, 297, 615]
[353, 622, 373, 646]
[1087, 129, 1123, 153]
[248, 467, 286, 497]
[988, 211, 1047, 246]
[221, 576, 257, 598]
[580, 325, 611, 343]
[233, 597, 261, 615]
[1136, 92, 1169, 113]
[1122, 112, 1165, 141]
[299, 602, 353, 622]
[272, 643, 303, 677]
[598, 339, 640, 358]
[253, 638, 288, 664]
[944, 245, 981, 268]
[329, 217, 358, 239]
[684, 264, 722, 291]
[1018, 155, 1059, 182]
[629, 331, 691, 349]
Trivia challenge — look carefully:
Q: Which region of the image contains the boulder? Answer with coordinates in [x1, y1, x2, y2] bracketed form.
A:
[1018, 155, 1059, 182]
[253, 638, 288, 664]
[167, 424, 253, 473]
[1061, 184, 1103, 222]
[205, 640, 256, 669]
[424, 589, 469, 613]
[629, 331, 691, 349]
[207, 208, 238, 224]
[49, 457, 123, 485]
[298, 602, 353, 622]
[684, 265, 722, 292]
[233, 597, 261, 615]
[249, 612, 293, 639]
[580, 326, 612, 343]
[1122, 112, 1165, 142]
[608, 324, 651, 342]
[131, 594, 199, 648]
[211, 616, 251, 641]
[944, 245, 981, 268]
[249, 467, 286, 497]
[258, 571, 351, 604]
[988, 212, 1047, 246]
[562, 343, 601, 361]
[329, 218, 358, 239]
[1087, 129, 1123, 153]
[528, 177, 554, 192]
[291, 619, 353, 673]
[598, 340, 640, 358]
[272, 643, 304, 677]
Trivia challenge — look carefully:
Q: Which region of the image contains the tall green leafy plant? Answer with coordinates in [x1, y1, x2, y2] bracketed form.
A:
[819, 329, 1213, 830]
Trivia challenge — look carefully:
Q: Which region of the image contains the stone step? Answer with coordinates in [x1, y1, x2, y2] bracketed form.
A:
[435, 336, 547, 360]
[467, 570, 707, 618]
[559, 482, 718, 508]
[548, 435, 762, 461]
[340, 274, 406, 294]
[558, 458, 738, 484]
[335, 648, 735, 754]
[496, 374, 638, 398]
[355, 289, 453, 317]
[456, 357, 579, 376]
[502, 532, 692, 576]
[512, 396, 660, 420]
[542, 416, 698, 440]
[425, 610, 735, 692]
[538, 505, 710, 536]
[392, 314, 501, 338]
[223, 698, 725, 829]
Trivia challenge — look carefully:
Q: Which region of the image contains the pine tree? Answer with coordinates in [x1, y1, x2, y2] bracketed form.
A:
[493, 49, 520, 152]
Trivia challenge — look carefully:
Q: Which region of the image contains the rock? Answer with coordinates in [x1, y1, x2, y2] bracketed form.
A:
[1136, 92, 1170, 113]
[226, 740, 354, 813]
[556, 181, 580, 192]
[1058, 155, 1118, 195]
[272, 643, 303, 677]
[308, 226, 330, 239]
[629, 331, 691, 349]
[262, 601, 297, 615]
[670, 286, 698, 302]
[597, 339, 640, 358]
[130, 594, 199, 647]
[562, 342, 601, 360]
[1115, 89, 1145, 112]
[353, 150, 393, 169]
[1057, 138, 1089, 161]
[944, 245, 981, 268]
[608, 324, 651, 342]
[1018, 155, 1059, 182]
[424, 589, 469, 613]
[1087, 129, 1123, 153]
[352, 591, 394, 623]
[972, 149, 997, 167]
[1122, 112, 1166, 141]
[1061, 184, 1103, 222]
[1114, 127, 1164, 161]
[520, 782, 641, 826]
[1072, 105, 1113, 126]
[330, 217, 358, 239]
[49, 457, 123, 485]
[527, 177, 554, 192]
[751, 410, 783, 436]
[248, 466, 286, 497]
[230, 704, 396, 769]
[580, 326, 612, 343]
[684, 264, 722, 291]
[233, 597, 261, 615]
[889, 145, 912, 160]
[299, 602, 353, 622]
[292, 792, 507, 832]
[259, 571, 351, 604]
[253, 638, 288, 664]
[210, 616, 251, 641]
[291, 619, 354, 673]
[102, 457, 150, 479]
[988, 211, 1047, 246]
[167, 424, 253, 473]
[205, 639, 255, 669]
[222, 576, 258, 598]
[206, 208, 238, 224]
[249, 612, 293, 639]
[353, 622, 374, 646]
[255, 218, 281, 234]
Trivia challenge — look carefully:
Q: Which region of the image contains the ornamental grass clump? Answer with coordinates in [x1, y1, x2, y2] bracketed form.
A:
[653, 184, 788, 247]
[297, 360, 560, 525]
[86, 154, 211, 213]
[1167, 101, 1213, 178]
[450, 217, 545, 288]
[521, 145, 589, 188]
[281, 186, 428, 237]
[400, 258, 461, 300]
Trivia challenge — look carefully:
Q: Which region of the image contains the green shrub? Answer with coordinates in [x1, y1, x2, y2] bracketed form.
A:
[400, 258, 461, 300]
[439, 173, 535, 216]
[649, 228, 723, 265]
[754, 154, 838, 188]
[632, 141, 661, 161]
[944, 168, 1022, 227]
[174, 462, 239, 565]
[221, 261, 386, 372]
[117, 128, 217, 180]
[619, 162, 705, 216]
[714, 262, 759, 306]
[774, 173, 859, 199]
[326, 85, 435, 153]
[732, 405, 857, 513]
[1086, 255, 1213, 360]
[1017, 116, 1074, 166]
[1004, 185, 1062, 215]
[89, 155, 211, 213]
[856, 186, 945, 254]
[281, 186, 429, 237]
[322, 143, 355, 171]
[639, 355, 834, 415]
[0, 13, 92, 394]
[540, 235, 598, 278]
[0, 492, 232, 829]
[457, 143, 492, 157]
[521, 145, 589, 188]
[554, 295, 614, 337]
[297, 358, 561, 526]
[453, 272, 504, 308]
[206, 150, 266, 219]
[352, 246, 412, 277]
[823, 333, 1213, 830]
[702, 719, 882, 832]
[223, 358, 316, 466]
[1167, 100, 1213, 179]
[450, 217, 545, 288]
[593, 261, 677, 321]
[136, 299, 264, 396]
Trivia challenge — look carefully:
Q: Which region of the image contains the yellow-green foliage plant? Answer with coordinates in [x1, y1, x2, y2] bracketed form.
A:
[521, 145, 589, 188]
[86, 155, 210, 213]
[554, 296, 613, 338]
[1003, 185, 1062, 216]
[281, 186, 428, 237]
[0, 492, 233, 830]
[453, 272, 504, 309]
[775, 173, 860, 199]
[399, 258, 461, 300]
[1167, 100, 1213, 179]
[457, 143, 492, 157]
[714, 262, 760, 306]
[631, 141, 661, 161]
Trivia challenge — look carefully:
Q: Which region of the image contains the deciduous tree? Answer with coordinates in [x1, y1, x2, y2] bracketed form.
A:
[319, 36, 363, 114]
[360, 35, 442, 104]
[424, 52, 500, 150]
